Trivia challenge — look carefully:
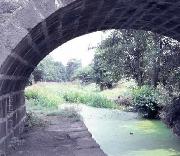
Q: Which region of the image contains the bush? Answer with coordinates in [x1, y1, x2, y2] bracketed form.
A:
[156, 84, 173, 107]
[132, 85, 160, 119]
[63, 90, 84, 103]
[63, 90, 115, 108]
[162, 97, 180, 136]
[25, 112, 48, 129]
[87, 94, 114, 108]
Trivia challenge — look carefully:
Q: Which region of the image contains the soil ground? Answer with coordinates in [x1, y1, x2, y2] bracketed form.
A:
[8, 115, 107, 156]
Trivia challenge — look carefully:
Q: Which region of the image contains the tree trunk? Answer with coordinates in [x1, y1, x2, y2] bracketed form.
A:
[100, 83, 104, 91]
[133, 49, 144, 87]
[151, 37, 163, 88]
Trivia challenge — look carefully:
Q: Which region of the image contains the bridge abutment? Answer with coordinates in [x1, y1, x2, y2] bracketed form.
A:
[0, 92, 25, 155]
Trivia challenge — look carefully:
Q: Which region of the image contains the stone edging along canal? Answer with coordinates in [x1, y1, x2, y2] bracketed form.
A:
[8, 115, 107, 156]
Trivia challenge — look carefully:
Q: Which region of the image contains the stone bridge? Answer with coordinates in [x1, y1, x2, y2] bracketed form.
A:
[0, 0, 180, 154]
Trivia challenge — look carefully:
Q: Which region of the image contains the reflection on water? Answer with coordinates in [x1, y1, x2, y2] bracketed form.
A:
[78, 105, 180, 156]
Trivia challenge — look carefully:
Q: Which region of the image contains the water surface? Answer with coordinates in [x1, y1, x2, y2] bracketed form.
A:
[78, 105, 180, 156]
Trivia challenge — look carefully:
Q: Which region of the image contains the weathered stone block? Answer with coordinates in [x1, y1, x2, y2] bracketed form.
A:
[0, 121, 6, 139]
[14, 93, 25, 109]
[23, 49, 39, 63]
[0, 99, 7, 118]
[0, 80, 13, 95]
[76, 137, 99, 149]
[7, 116, 13, 133]
[12, 37, 30, 58]
[12, 112, 17, 128]
[0, 139, 6, 155]
[74, 148, 107, 156]
[68, 131, 92, 139]
[32, 0, 56, 18]
[17, 106, 26, 123]
[0, 56, 14, 75]
[14, 118, 25, 137]
[0, 1, 21, 14]
[13, 1, 44, 30]
[0, 22, 28, 51]
[0, 44, 11, 69]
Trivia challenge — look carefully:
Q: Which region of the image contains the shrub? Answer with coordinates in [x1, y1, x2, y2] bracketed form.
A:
[25, 112, 48, 128]
[63, 90, 83, 103]
[156, 84, 173, 107]
[132, 85, 160, 119]
[86, 94, 114, 108]
[114, 96, 132, 107]
[162, 97, 180, 136]
[161, 97, 180, 136]
[63, 90, 115, 108]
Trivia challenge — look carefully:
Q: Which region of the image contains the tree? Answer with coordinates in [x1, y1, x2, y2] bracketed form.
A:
[93, 30, 149, 88]
[32, 56, 67, 82]
[93, 29, 180, 94]
[73, 65, 94, 84]
[32, 69, 43, 83]
[66, 59, 82, 81]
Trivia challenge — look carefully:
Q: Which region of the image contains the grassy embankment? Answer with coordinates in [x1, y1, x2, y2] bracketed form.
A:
[25, 80, 170, 119]
[25, 82, 118, 113]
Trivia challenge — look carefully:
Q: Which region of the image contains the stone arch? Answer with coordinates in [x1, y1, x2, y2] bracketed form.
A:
[1, 0, 180, 154]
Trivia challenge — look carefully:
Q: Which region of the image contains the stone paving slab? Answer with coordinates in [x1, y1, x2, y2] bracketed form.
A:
[76, 137, 100, 149]
[68, 131, 92, 139]
[8, 116, 107, 156]
[74, 148, 107, 156]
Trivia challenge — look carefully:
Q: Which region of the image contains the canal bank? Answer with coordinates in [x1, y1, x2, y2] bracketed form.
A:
[8, 112, 107, 156]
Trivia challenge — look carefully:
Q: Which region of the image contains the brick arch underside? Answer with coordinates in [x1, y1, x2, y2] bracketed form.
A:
[1, 0, 180, 153]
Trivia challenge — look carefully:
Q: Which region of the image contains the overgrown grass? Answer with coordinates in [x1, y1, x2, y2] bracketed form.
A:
[25, 82, 115, 109]
[25, 81, 170, 119]
[25, 84, 63, 109]
[63, 90, 114, 108]
[101, 79, 136, 99]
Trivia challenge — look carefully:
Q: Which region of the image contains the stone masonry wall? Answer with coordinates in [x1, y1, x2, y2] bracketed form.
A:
[0, 91, 25, 155]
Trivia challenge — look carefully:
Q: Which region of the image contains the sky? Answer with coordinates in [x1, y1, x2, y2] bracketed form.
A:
[50, 31, 109, 66]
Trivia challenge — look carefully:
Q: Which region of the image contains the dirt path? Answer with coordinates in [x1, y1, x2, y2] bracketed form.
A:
[8, 115, 107, 156]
